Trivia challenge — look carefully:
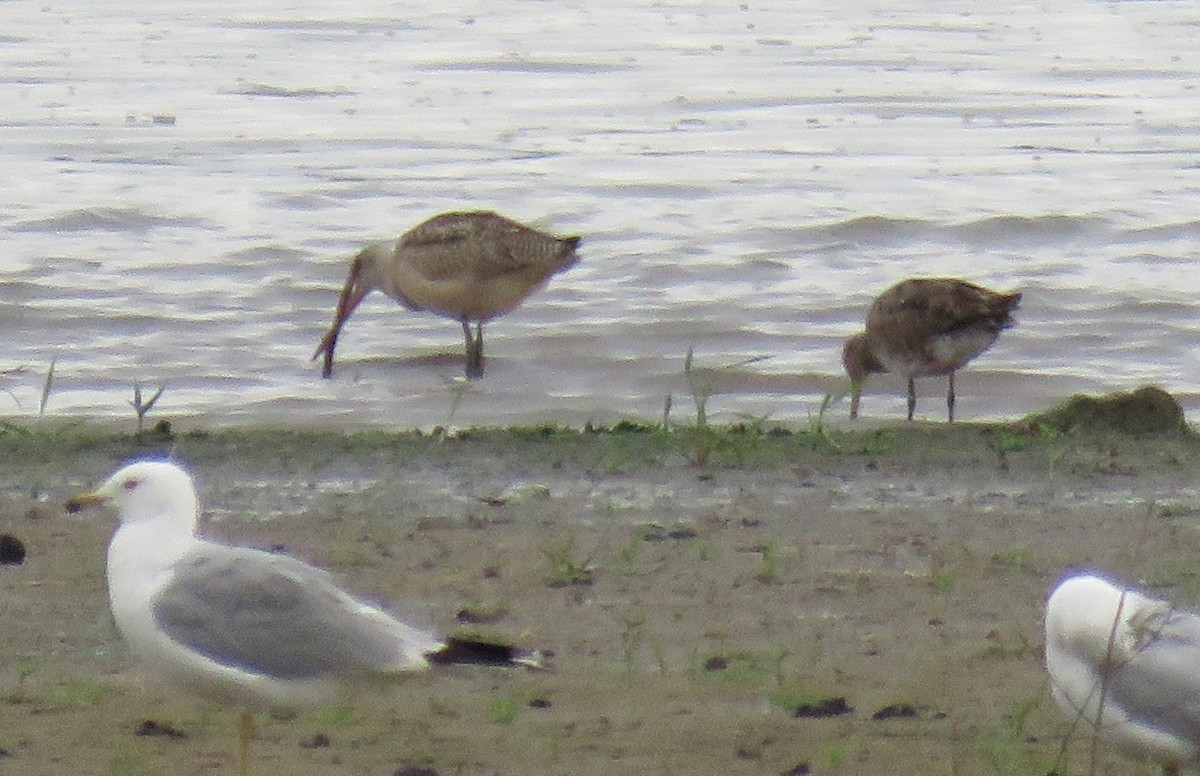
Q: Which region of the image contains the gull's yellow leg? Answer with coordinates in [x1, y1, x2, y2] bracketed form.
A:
[239, 712, 255, 776]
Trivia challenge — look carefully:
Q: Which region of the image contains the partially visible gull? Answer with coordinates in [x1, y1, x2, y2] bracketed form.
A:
[67, 460, 542, 776]
[1044, 571, 1200, 776]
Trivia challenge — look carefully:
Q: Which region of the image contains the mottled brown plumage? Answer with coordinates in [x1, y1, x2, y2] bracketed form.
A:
[313, 211, 581, 379]
[843, 277, 1020, 421]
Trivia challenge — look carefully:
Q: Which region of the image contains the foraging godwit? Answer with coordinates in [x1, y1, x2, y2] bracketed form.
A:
[313, 210, 581, 379]
[842, 278, 1020, 422]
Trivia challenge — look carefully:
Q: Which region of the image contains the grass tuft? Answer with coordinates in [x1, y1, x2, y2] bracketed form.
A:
[129, 384, 165, 439]
[539, 535, 595, 587]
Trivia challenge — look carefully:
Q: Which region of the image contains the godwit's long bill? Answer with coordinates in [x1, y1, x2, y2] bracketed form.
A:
[842, 277, 1020, 422]
[313, 210, 581, 379]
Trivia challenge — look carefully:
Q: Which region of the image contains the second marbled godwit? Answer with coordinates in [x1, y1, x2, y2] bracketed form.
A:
[842, 277, 1021, 422]
[313, 210, 581, 379]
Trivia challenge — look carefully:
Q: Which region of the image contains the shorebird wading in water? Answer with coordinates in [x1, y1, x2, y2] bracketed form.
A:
[313, 210, 581, 379]
[842, 277, 1020, 422]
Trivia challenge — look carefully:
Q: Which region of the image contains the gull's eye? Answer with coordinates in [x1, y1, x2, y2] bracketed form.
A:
[122, 478, 141, 491]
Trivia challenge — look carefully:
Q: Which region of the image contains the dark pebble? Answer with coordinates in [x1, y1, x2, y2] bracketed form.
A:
[792, 697, 852, 718]
[456, 606, 507, 624]
[135, 720, 186, 739]
[641, 525, 699, 542]
[871, 704, 947, 721]
[299, 732, 331, 749]
[703, 656, 729, 671]
[872, 703, 919, 720]
[0, 534, 26, 565]
[781, 764, 811, 776]
[393, 768, 441, 776]
[640, 525, 668, 542]
[528, 697, 552, 709]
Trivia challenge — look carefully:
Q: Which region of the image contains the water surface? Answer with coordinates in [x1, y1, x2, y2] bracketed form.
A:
[3, 1, 1198, 428]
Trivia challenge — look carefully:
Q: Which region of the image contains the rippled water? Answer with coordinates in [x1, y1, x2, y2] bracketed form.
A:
[3, 0, 1198, 428]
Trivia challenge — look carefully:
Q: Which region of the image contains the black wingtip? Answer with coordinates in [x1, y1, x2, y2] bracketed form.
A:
[428, 637, 548, 670]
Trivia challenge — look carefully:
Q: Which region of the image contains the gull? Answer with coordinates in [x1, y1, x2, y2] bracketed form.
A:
[312, 210, 582, 380]
[842, 277, 1021, 421]
[1044, 571, 1200, 775]
[66, 460, 542, 776]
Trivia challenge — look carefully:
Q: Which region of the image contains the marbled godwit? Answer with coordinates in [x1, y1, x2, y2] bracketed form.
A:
[842, 278, 1020, 421]
[1045, 572, 1200, 776]
[66, 460, 543, 776]
[313, 210, 581, 379]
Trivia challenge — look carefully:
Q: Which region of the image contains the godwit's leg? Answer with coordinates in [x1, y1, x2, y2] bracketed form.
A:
[239, 711, 255, 776]
[849, 385, 862, 420]
[946, 371, 956, 423]
[906, 377, 917, 421]
[462, 319, 484, 379]
[474, 321, 485, 377]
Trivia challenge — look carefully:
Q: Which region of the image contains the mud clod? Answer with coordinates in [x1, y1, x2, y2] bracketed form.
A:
[1026, 386, 1189, 435]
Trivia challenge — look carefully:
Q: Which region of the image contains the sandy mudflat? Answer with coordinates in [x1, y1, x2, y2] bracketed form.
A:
[0, 396, 1196, 776]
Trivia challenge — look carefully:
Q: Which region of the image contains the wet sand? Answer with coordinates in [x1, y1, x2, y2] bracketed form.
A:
[0, 393, 1196, 776]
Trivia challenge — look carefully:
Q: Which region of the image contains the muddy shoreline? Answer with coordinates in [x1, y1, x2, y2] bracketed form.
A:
[1, 395, 1197, 775]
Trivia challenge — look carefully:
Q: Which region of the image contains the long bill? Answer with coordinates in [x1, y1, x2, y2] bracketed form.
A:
[312, 259, 369, 379]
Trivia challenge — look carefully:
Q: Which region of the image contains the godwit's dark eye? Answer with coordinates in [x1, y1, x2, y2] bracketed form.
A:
[122, 479, 141, 491]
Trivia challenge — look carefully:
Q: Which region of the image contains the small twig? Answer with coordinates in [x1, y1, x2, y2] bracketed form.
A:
[38, 357, 56, 417]
[439, 376, 474, 429]
[129, 384, 165, 438]
[1090, 591, 1130, 775]
[808, 389, 848, 451]
[682, 348, 771, 428]
[683, 347, 705, 427]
